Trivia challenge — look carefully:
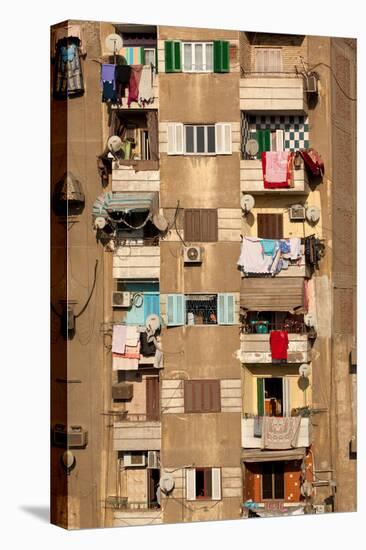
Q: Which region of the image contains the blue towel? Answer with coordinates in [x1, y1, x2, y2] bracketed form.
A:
[261, 239, 277, 256]
[279, 239, 291, 254]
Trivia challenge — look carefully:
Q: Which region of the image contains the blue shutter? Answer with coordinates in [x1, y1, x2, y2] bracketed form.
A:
[144, 293, 160, 321]
[125, 296, 145, 325]
[167, 294, 185, 326]
[217, 293, 235, 325]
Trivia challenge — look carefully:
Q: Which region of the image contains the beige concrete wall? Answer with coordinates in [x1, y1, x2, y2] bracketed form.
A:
[160, 242, 241, 293]
[161, 326, 240, 379]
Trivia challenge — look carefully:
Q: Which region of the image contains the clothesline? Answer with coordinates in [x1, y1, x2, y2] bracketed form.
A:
[237, 236, 302, 276]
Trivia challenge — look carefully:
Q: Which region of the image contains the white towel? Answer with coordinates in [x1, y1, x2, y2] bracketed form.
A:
[138, 66, 154, 106]
[237, 237, 273, 274]
[126, 325, 139, 346]
[289, 237, 301, 260]
[113, 356, 139, 371]
[112, 325, 127, 354]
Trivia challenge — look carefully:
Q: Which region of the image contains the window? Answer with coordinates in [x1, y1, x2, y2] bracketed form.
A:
[167, 123, 231, 155]
[117, 282, 160, 325]
[257, 213, 283, 240]
[184, 380, 221, 413]
[183, 42, 213, 72]
[184, 209, 218, 242]
[166, 293, 235, 326]
[261, 462, 285, 500]
[255, 48, 283, 72]
[164, 40, 229, 73]
[186, 467, 221, 500]
[257, 377, 290, 417]
[144, 48, 156, 66]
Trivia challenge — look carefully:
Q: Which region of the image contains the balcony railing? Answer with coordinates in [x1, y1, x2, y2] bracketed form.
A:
[239, 332, 311, 364]
[241, 321, 307, 335]
[242, 416, 311, 448]
[240, 159, 310, 194]
[240, 75, 306, 112]
[106, 497, 160, 511]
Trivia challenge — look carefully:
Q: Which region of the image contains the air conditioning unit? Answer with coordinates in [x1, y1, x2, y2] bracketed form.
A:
[289, 205, 306, 221]
[122, 452, 147, 467]
[52, 424, 88, 448]
[314, 504, 325, 514]
[305, 75, 318, 93]
[147, 451, 160, 469]
[112, 291, 131, 308]
[184, 246, 202, 263]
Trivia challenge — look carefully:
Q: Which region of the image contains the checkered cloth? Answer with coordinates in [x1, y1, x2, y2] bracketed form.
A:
[53, 38, 84, 99]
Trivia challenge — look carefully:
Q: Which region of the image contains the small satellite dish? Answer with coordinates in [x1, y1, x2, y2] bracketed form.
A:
[107, 135, 123, 154]
[299, 363, 311, 378]
[159, 474, 175, 495]
[245, 139, 259, 157]
[301, 480, 313, 498]
[145, 314, 161, 334]
[61, 450, 76, 474]
[304, 313, 315, 327]
[241, 194, 255, 213]
[153, 213, 168, 232]
[105, 33, 123, 54]
[94, 216, 106, 229]
[306, 205, 320, 224]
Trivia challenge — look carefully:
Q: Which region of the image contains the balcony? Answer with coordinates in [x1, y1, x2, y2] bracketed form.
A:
[242, 417, 311, 448]
[113, 245, 160, 279]
[112, 161, 160, 193]
[240, 159, 309, 194]
[240, 75, 306, 112]
[113, 415, 161, 451]
[239, 332, 311, 364]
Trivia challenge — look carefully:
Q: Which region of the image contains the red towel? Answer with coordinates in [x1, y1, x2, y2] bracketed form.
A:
[262, 152, 294, 189]
[269, 330, 289, 360]
[128, 65, 143, 107]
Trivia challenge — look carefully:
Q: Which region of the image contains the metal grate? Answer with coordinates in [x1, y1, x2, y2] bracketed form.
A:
[185, 295, 217, 325]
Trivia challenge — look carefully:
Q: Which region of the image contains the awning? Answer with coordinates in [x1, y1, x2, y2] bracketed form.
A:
[242, 447, 306, 463]
[92, 192, 158, 220]
[240, 278, 304, 312]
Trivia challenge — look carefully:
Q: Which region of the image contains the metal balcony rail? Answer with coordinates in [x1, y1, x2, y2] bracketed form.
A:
[240, 321, 307, 334]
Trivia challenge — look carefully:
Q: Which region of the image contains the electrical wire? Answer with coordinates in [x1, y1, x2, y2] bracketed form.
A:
[301, 59, 356, 102]
[75, 259, 99, 318]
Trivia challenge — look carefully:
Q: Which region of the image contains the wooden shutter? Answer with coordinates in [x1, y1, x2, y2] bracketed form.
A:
[166, 294, 185, 326]
[284, 461, 301, 502]
[165, 40, 181, 72]
[213, 41, 230, 73]
[184, 209, 201, 241]
[215, 123, 232, 154]
[184, 380, 220, 412]
[217, 293, 235, 325]
[257, 378, 264, 416]
[257, 213, 283, 239]
[146, 377, 160, 420]
[167, 123, 183, 155]
[186, 468, 196, 500]
[211, 468, 222, 500]
[184, 209, 217, 242]
[255, 130, 271, 159]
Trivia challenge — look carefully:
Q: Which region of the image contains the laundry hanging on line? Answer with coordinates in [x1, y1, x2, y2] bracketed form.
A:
[237, 236, 302, 276]
[261, 151, 294, 189]
[269, 330, 289, 360]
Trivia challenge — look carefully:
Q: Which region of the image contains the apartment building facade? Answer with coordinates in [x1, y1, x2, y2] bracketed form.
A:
[50, 21, 356, 529]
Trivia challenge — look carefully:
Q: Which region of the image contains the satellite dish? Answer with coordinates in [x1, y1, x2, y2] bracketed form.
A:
[306, 205, 320, 224]
[241, 194, 255, 213]
[145, 314, 161, 334]
[245, 139, 259, 157]
[105, 33, 123, 54]
[153, 213, 168, 232]
[159, 474, 175, 495]
[61, 450, 76, 473]
[94, 216, 106, 229]
[107, 135, 123, 154]
[299, 363, 311, 378]
[304, 313, 315, 327]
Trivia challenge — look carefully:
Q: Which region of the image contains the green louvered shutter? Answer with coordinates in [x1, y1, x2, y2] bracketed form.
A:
[167, 294, 185, 325]
[255, 130, 271, 159]
[213, 40, 230, 73]
[217, 293, 235, 325]
[165, 41, 182, 72]
[140, 47, 145, 65]
[257, 378, 264, 416]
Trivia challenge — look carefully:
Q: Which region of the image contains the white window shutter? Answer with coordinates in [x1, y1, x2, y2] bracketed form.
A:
[211, 468, 221, 501]
[276, 129, 284, 152]
[167, 123, 183, 155]
[215, 123, 232, 155]
[186, 468, 196, 501]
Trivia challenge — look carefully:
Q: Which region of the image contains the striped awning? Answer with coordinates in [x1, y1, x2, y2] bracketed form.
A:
[242, 447, 306, 463]
[92, 192, 158, 220]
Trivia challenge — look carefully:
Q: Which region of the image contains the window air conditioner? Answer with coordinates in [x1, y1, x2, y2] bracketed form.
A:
[147, 451, 160, 469]
[305, 75, 318, 93]
[112, 291, 131, 308]
[289, 205, 306, 221]
[184, 246, 202, 263]
[52, 424, 88, 448]
[122, 452, 147, 467]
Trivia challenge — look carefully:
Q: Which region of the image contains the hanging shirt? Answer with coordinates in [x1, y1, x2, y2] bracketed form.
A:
[269, 330, 289, 360]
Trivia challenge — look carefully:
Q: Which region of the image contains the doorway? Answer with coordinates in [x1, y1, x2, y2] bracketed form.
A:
[148, 468, 160, 508]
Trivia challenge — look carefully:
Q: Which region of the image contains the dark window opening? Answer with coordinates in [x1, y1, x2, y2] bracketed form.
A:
[115, 214, 160, 246]
[264, 378, 283, 416]
[112, 111, 159, 162]
[148, 469, 161, 508]
[262, 462, 284, 500]
[196, 468, 212, 499]
[185, 294, 217, 325]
